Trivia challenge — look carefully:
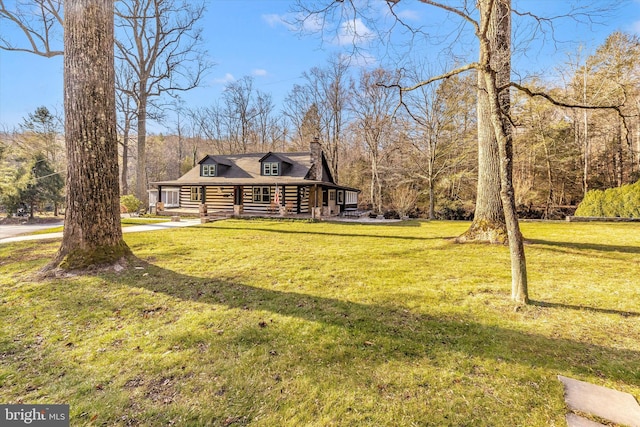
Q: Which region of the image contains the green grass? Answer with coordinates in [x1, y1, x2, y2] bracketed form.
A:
[1, 219, 638, 426]
[26, 217, 171, 235]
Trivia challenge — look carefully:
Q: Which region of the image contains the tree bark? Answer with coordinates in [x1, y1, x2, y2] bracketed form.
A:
[121, 125, 130, 195]
[47, 0, 130, 271]
[135, 93, 148, 205]
[457, 0, 507, 244]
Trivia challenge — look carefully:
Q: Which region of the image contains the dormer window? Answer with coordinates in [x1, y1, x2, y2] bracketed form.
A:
[202, 164, 216, 177]
[263, 162, 279, 176]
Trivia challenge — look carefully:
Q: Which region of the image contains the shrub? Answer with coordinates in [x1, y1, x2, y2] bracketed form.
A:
[621, 180, 640, 217]
[120, 194, 143, 214]
[575, 189, 604, 217]
[575, 180, 640, 218]
[436, 199, 474, 220]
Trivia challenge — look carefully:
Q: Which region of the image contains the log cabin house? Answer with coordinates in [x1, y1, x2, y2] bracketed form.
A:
[150, 139, 359, 218]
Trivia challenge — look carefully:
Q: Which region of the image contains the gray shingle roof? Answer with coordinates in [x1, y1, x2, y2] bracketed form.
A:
[152, 151, 323, 186]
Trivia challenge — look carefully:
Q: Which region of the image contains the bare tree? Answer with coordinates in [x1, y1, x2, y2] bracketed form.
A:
[349, 67, 400, 214]
[222, 76, 260, 153]
[114, 0, 210, 204]
[283, 87, 321, 150]
[300, 55, 351, 183]
[404, 73, 476, 219]
[190, 104, 228, 154]
[115, 63, 138, 195]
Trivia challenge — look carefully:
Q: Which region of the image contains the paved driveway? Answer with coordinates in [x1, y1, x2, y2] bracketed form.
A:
[0, 219, 202, 244]
[0, 222, 64, 240]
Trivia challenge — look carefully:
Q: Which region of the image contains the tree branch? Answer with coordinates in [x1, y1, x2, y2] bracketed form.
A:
[509, 81, 636, 150]
[0, 0, 63, 57]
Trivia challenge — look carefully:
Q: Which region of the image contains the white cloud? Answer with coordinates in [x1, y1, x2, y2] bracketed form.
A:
[396, 9, 420, 22]
[262, 12, 323, 33]
[335, 18, 374, 46]
[262, 14, 286, 28]
[252, 69, 268, 77]
[299, 13, 324, 33]
[213, 73, 235, 84]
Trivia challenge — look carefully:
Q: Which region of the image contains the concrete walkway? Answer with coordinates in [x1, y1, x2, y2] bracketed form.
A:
[559, 375, 640, 427]
[0, 219, 202, 244]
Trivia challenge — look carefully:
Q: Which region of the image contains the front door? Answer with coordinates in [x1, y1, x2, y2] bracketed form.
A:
[328, 189, 337, 215]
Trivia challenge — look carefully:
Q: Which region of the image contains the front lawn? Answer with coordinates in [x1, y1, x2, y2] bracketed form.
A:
[0, 219, 638, 426]
[26, 217, 171, 235]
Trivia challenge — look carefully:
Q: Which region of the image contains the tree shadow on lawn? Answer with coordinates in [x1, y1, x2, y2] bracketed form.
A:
[529, 300, 640, 318]
[527, 239, 640, 256]
[198, 224, 451, 242]
[116, 260, 640, 386]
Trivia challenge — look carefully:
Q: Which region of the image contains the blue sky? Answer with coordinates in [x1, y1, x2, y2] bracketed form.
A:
[0, 0, 639, 132]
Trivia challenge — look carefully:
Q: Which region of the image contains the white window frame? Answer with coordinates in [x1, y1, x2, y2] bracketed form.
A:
[202, 164, 216, 177]
[263, 162, 279, 176]
[162, 189, 180, 207]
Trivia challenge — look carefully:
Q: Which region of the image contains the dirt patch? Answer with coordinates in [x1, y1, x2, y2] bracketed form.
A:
[145, 376, 178, 404]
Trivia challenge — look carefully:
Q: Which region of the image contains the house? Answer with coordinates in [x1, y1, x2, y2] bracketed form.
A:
[150, 139, 359, 218]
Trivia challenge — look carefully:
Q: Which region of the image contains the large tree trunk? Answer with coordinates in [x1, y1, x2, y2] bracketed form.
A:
[457, 0, 509, 244]
[47, 0, 130, 271]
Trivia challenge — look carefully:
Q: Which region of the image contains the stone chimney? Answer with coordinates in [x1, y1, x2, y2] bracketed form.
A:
[309, 137, 323, 181]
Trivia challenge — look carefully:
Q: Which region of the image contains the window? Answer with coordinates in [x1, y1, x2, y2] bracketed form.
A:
[329, 190, 336, 201]
[263, 162, 279, 176]
[190, 186, 202, 202]
[201, 164, 216, 177]
[162, 189, 179, 207]
[337, 190, 344, 204]
[346, 191, 358, 205]
[253, 186, 270, 203]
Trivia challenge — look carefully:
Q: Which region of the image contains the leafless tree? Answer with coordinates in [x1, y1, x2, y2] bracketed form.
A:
[116, 63, 138, 195]
[298, 55, 351, 183]
[349, 67, 400, 214]
[404, 73, 476, 219]
[114, 0, 211, 204]
[283, 87, 321, 150]
[222, 76, 261, 153]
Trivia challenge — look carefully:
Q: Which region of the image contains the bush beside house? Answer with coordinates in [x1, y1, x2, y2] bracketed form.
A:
[120, 194, 143, 215]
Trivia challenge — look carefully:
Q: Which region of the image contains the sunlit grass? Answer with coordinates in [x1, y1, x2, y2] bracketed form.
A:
[23, 217, 171, 235]
[0, 219, 638, 426]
